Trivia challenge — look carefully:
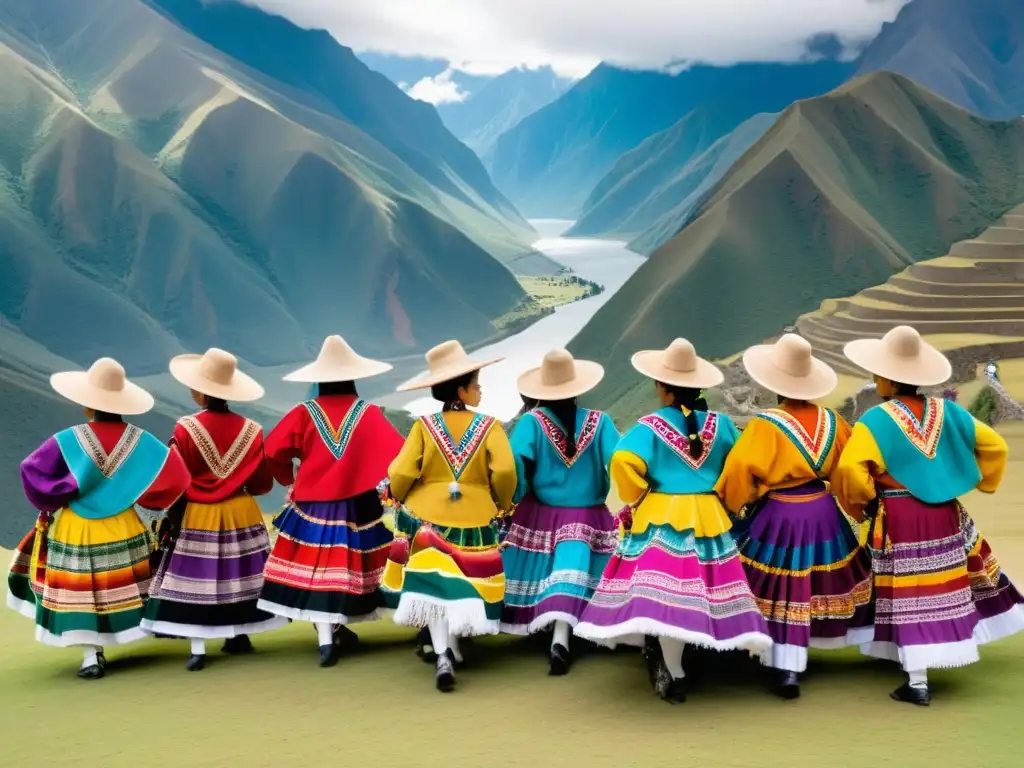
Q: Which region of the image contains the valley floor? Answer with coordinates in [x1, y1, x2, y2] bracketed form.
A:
[3, 427, 1024, 766]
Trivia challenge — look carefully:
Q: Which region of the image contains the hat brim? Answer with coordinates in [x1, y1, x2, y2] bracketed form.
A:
[630, 350, 724, 389]
[50, 371, 155, 416]
[517, 360, 605, 401]
[395, 357, 503, 392]
[283, 358, 393, 383]
[742, 345, 838, 401]
[169, 355, 265, 402]
[843, 338, 952, 387]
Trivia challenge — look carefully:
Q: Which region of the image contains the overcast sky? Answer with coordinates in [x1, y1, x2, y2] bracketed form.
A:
[247, 0, 911, 102]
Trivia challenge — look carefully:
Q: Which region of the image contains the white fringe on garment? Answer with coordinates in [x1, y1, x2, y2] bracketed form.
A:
[139, 614, 289, 640]
[574, 617, 773, 656]
[861, 639, 981, 671]
[255, 600, 382, 626]
[974, 604, 1024, 645]
[35, 625, 148, 648]
[500, 610, 580, 637]
[392, 594, 499, 637]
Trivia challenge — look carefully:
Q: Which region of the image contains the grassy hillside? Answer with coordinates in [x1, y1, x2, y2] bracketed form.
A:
[568, 73, 1024, 419]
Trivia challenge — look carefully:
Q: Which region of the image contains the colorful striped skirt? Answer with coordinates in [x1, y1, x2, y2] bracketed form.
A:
[861, 490, 1024, 671]
[380, 508, 504, 636]
[575, 493, 772, 653]
[6, 523, 47, 619]
[735, 482, 873, 672]
[500, 495, 618, 634]
[33, 507, 152, 647]
[257, 491, 392, 624]
[141, 495, 287, 639]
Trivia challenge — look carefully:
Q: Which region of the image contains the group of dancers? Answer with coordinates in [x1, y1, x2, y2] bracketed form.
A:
[6, 325, 1024, 707]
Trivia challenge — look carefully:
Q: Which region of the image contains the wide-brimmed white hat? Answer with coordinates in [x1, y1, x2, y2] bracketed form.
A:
[396, 340, 502, 392]
[169, 348, 265, 402]
[742, 334, 838, 401]
[843, 326, 952, 387]
[50, 358, 155, 416]
[631, 338, 724, 389]
[284, 335, 392, 383]
[517, 349, 604, 401]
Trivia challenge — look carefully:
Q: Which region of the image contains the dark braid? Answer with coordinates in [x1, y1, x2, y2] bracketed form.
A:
[659, 382, 708, 459]
[205, 396, 231, 413]
[92, 410, 123, 423]
[318, 381, 358, 397]
[539, 397, 578, 458]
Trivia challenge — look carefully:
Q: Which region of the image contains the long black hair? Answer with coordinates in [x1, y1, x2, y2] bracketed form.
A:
[658, 383, 708, 460]
[318, 381, 358, 397]
[204, 396, 231, 413]
[92, 410, 123, 423]
[431, 371, 477, 411]
[537, 397, 578, 458]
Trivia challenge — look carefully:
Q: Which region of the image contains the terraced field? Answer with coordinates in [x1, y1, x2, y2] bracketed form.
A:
[798, 204, 1024, 380]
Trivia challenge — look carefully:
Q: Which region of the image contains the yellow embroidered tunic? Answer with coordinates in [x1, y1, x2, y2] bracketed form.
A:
[715, 402, 853, 515]
[388, 411, 517, 529]
[833, 396, 1008, 521]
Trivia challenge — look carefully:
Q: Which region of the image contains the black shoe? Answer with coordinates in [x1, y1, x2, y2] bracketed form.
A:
[890, 682, 930, 706]
[435, 653, 456, 693]
[222, 635, 254, 655]
[186, 654, 206, 672]
[318, 643, 339, 668]
[416, 627, 437, 664]
[77, 664, 104, 680]
[652, 660, 672, 698]
[96, 651, 107, 669]
[333, 625, 359, 654]
[549, 643, 570, 676]
[661, 677, 687, 704]
[643, 636, 664, 689]
[775, 670, 800, 700]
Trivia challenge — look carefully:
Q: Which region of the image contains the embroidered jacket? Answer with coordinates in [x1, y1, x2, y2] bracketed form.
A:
[834, 396, 1008, 516]
[715, 402, 852, 514]
[510, 408, 620, 507]
[20, 422, 191, 518]
[388, 410, 517, 528]
[172, 410, 273, 503]
[265, 394, 405, 502]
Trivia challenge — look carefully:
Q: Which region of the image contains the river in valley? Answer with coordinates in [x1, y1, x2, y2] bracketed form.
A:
[379, 219, 645, 420]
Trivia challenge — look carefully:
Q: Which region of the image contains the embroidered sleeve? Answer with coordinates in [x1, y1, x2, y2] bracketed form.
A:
[610, 450, 650, 508]
[264, 406, 306, 486]
[509, 415, 538, 504]
[486, 425, 518, 512]
[137, 445, 192, 511]
[833, 423, 886, 522]
[19, 437, 78, 512]
[714, 419, 776, 514]
[388, 420, 426, 503]
[974, 419, 1009, 494]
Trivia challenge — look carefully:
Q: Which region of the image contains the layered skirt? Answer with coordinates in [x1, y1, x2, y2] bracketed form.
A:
[734, 482, 873, 672]
[17, 508, 153, 647]
[380, 508, 504, 636]
[258, 490, 391, 624]
[142, 495, 286, 639]
[575, 493, 772, 653]
[500, 495, 618, 634]
[861, 490, 1024, 671]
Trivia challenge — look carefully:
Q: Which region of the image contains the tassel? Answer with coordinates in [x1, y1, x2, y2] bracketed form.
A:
[448, 481, 462, 501]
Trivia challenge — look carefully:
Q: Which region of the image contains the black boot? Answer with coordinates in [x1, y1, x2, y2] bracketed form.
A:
[222, 635, 254, 655]
[890, 682, 930, 706]
[643, 635, 664, 690]
[186, 654, 206, 672]
[333, 625, 360, 654]
[96, 651, 107, 669]
[549, 643, 570, 676]
[77, 664, 104, 680]
[775, 670, 800, 700]
[435, 652, 456, 692]
[416, 627, 437, 663]
[318, 643, 338, 668]
[661, 676, 687, 704]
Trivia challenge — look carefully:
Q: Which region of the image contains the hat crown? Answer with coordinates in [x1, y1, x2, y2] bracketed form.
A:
[426, 340, 469, 372]
[198, 348, 238, 385]
[664, 339, 697, 373]
[772, 334, 813, 377]
[884, 326, 921, 358]
[540, 349, 577, 386]
[319, 335, 357, 365]
[87, 358, 127, 393]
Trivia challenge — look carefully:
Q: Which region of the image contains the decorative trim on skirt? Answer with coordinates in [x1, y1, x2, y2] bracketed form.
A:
[380, 508, 504, 636]
[500, 495, 617, 634]
[141, 495, 287, 639]
[735, 482, 873, 672]
[859, 491, 1024, 671]
[33, 507, 152, 647]
[7, 525, 46, 620]
[575, 494, 772, 655]
[258, 490, 391, 624]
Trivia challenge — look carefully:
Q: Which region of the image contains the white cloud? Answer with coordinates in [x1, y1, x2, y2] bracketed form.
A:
[247, 0, 912, 78]
[404, 69, 471, 104]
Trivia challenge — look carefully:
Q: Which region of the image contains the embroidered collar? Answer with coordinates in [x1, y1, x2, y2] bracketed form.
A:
[303, 399, 369, 460]
[532, 409, 601, 468]
[757, 407, 836, 473]
[72, 424, 142, 478]
[178, 415, 260, 479]
[638, 411, 718, 470]
[422, 412, 494, 479]
[880, 397, 944, 459]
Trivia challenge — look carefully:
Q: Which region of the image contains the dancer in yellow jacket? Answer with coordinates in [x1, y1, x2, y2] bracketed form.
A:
[380, 341, 517, 692]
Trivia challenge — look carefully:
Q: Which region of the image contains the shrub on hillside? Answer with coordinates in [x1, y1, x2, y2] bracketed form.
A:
[969, 387, 998, 425]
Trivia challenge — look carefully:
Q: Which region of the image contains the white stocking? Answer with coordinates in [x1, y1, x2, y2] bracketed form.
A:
[80, 645, 100, 669]
[190, 638, 206, 656]
[428, 620, 450, 656]
[658, 637, 686, 680]
[908, 669, 928, 689]
[448, 633, 463, 663]
[315, 622, 334, 647]
[552, 620, 571, 650]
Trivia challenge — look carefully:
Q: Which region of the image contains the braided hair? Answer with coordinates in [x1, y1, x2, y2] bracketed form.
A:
[538, 397, 578, 459]
[658, 383, 708, 459]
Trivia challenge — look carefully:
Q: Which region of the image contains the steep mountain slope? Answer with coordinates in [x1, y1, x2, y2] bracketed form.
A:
[857, 0, 1024, 120]
[568, 73, 1024, 414]
[489, 60, 853, 218]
